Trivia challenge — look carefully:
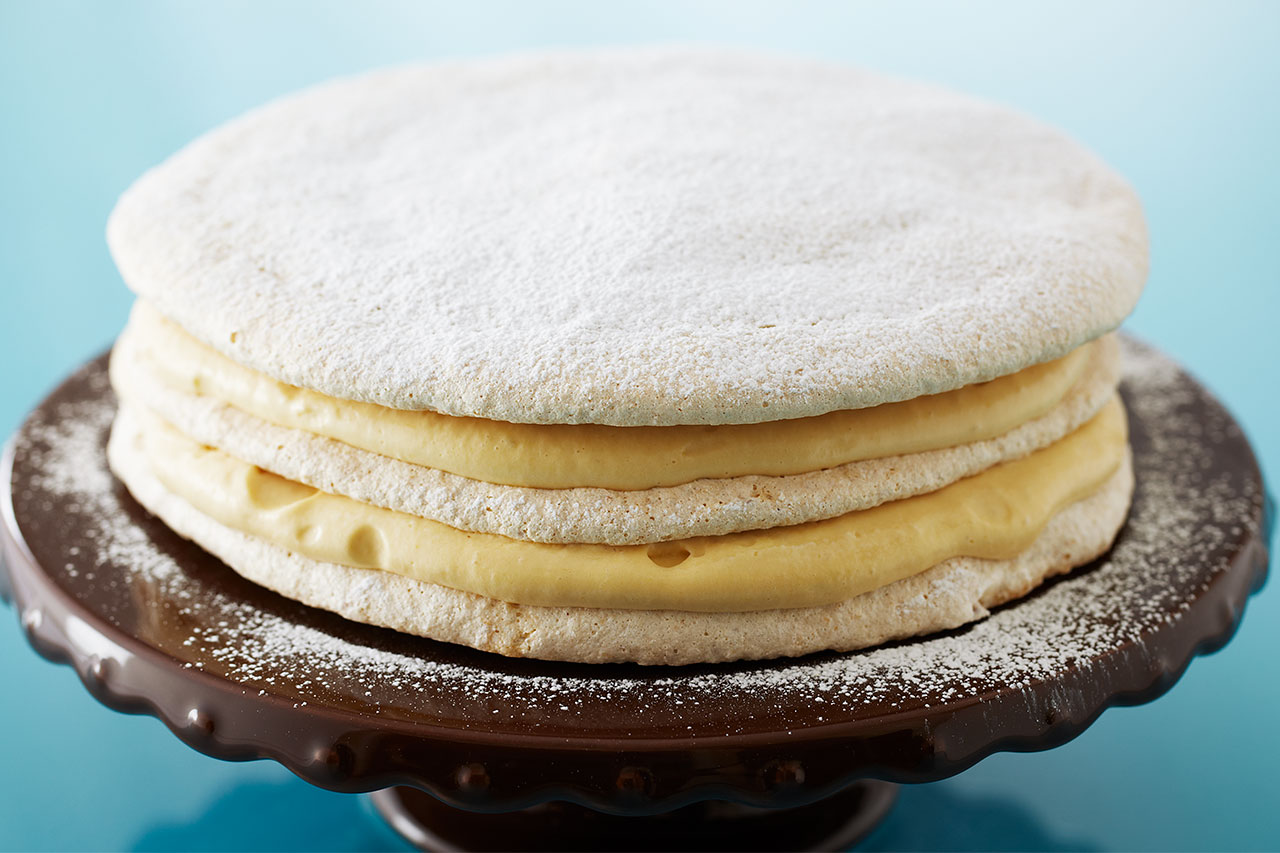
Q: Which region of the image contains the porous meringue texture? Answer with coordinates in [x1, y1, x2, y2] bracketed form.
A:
[104, 48, 1146, 663]
[107, 48, 1146, 426]
[120, 399, 1126, 612]
[108, 301, 1130, 620]
[120, 301, 1098, 490]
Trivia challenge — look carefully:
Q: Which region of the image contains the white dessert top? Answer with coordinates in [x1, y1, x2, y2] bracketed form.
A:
[108, 47, 1147, 425]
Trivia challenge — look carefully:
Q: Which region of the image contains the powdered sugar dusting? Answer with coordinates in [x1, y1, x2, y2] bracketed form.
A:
[21, 368, 176, 587]
[10, 340, 1265, 734]
[108, 49, 1147, 426]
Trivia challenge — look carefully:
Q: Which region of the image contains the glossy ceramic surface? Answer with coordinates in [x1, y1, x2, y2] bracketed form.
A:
[1, 341, 1269, 848]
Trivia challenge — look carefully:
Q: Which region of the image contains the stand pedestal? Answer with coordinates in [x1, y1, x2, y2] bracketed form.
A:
[371, 783, 899, 852]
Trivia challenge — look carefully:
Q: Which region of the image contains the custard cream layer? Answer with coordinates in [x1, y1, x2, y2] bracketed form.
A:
[124, 301, 1096, 490]
[133, 398, 1127, 612]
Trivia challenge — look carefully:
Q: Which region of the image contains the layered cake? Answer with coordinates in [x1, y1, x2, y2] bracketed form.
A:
[104, 49, 1147, 664]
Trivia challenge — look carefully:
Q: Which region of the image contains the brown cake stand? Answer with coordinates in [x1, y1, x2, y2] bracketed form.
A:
[1, 339, 1271, 852]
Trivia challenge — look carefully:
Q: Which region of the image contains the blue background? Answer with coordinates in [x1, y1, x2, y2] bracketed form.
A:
[2, 2, 1276, 850]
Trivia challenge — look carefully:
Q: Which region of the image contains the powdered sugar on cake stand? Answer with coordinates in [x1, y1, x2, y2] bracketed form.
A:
[1, 338, 1269, 846]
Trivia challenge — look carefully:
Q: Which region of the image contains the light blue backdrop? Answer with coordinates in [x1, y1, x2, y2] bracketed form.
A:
[1, 2, 1276, 850]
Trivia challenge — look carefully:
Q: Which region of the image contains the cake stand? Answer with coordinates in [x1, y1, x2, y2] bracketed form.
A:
[1, 339, 1271, 852]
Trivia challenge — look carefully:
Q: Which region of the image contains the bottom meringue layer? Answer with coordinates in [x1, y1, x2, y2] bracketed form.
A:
[108, 415, 1133, 664]
[112, 396, 1126, 613]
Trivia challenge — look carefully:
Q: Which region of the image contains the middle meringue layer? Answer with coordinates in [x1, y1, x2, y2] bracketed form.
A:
[121, 300, 1097, 490]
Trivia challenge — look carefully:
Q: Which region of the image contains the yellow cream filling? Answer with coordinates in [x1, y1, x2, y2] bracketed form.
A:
[136, 398, 1127, 612]
[127, 301, 1096, 491]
